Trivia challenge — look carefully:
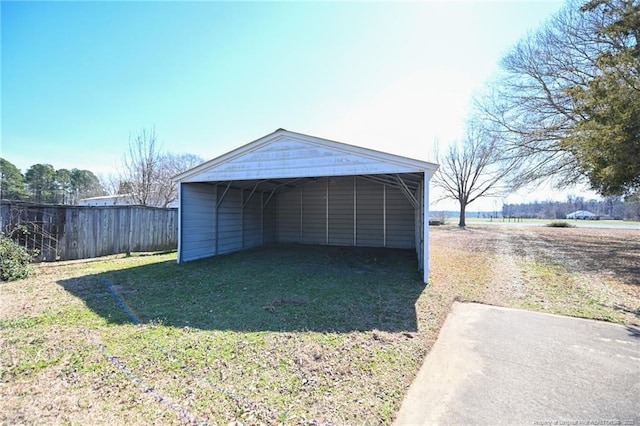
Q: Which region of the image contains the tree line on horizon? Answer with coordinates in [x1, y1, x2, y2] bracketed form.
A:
[433, 0, 639, 227]
[502, 196, 640, 221]
[1, 128, 203, 207]
[0, 158, 105, 205]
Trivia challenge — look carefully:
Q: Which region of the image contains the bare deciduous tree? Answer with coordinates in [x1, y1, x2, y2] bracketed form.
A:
[477, 0, 639, 195]
[154, 153, 202, 208]
[433, 124, 521, 227]
[119, 127, 203, 207]
[98, 173, 122, 197]
[121, 127, 161, 206]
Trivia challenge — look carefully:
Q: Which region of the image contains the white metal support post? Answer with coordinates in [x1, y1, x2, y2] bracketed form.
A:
[326, 177, 329, 244]
[353, 176, 357, 245]
[423, 172, 430, 284]
[383, 184, 387, 248]
[177, 183, 182, 263]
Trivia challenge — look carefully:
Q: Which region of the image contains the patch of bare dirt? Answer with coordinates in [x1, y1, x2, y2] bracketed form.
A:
[429, 225, 639, 324]
[532, 227, 640, 285]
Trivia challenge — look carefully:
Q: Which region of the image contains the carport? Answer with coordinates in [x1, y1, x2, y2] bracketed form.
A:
[173, 129, 439, 283]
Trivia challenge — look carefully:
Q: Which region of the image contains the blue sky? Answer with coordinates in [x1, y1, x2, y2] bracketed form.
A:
[2, 0, 583, 209]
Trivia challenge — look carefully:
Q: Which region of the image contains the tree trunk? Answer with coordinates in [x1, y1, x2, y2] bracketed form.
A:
[458, 200, 467, 228]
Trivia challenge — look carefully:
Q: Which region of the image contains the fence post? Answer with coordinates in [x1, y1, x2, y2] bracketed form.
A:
[127, 207, 133, 257]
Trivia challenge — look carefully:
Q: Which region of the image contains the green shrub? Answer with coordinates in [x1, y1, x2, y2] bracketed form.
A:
[0, 234, 32, 281]
[546, 221, 575, 228]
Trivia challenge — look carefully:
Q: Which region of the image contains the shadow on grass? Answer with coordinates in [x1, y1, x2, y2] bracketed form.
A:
[57, 244, 425, 333]
[614, 303, 640, 320]
[536, 230, 640, 286]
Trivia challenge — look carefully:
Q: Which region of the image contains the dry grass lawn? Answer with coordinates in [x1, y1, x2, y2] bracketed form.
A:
[1, 225, 638, 425]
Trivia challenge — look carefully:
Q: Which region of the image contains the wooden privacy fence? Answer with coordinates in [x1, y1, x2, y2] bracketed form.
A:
[0, 202, 178, 261]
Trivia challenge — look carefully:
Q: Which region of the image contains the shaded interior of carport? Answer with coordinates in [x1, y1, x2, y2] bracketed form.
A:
[175, 129, 437, 282]
[179, 173, 427, 275]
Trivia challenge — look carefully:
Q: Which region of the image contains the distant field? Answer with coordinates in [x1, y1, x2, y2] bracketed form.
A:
[465, 217, 640, 227]
[1, 226, 638, 424]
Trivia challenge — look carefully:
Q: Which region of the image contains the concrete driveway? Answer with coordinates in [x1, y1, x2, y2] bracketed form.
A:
[394, 302, 640, 425]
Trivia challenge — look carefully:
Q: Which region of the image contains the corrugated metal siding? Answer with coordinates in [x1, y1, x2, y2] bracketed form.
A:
[181, 174, 416, 262]
[301, 179, 326, 244]
[217, 187, 242, 254]
[263, 195, 278, 244]
[278, 188, 301, 242]
[242, 189, 262, 249]
[274, 175, 415, 249]
[415, 182, 423, 269]
[181, 183, 216, 262]
[356, 178, 385, 247]
[328, 176, 354, 245]
[194, 138, 421, 182]
[176, 131, 434, 281]
[386, 186, 415, 249]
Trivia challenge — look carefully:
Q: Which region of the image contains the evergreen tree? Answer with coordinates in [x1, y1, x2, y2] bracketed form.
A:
[55, 168, 73, 204]
[479, 0, 640, 196]
[70, 168, 105, 202]
[564, 0, 640, 195]
[25, 164, 56, 203]
[0, 158, 28, 201]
